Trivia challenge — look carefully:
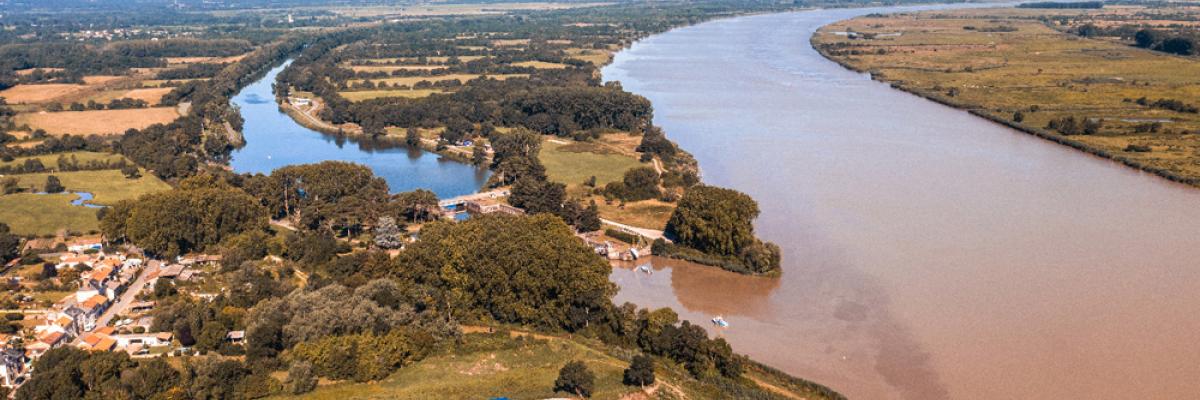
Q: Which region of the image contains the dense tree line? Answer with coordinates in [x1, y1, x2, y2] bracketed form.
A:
[115, 117, 210, 180]
[1133, 29, 1196, 56]
[394, 214, 613, 330]
[15, 348, 179, 400]
[100, 175, 268, 257]
[156, 63, 229, 80]
[110, 38, 253, 58]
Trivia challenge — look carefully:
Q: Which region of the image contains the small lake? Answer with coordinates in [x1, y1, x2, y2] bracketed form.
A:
[229, 62, 489, 198]
[603, 4, 1200, 400]
[70, 191, 100, 208]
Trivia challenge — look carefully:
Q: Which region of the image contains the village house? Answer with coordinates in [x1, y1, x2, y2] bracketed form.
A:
[226, 330, 245, 345]
[112, 332, 173, 355]
[464, 198, 524, 216]
[78, 333, 116, 352]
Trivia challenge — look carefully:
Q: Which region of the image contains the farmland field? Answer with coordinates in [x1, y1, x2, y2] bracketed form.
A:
[346, 65, 445, 73]
[339, 89, 445, 101]
[512, 61, 570, 69]
[0, 84, 91, 104]
[15, 107, 179, 135]
[88, 87, 175, 104]
[349, 73, 528, 87]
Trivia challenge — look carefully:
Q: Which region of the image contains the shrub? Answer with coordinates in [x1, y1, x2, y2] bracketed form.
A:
[554, 361, 595, 398]
[605, 229, 642, 245]
[623, 355, 655, 387]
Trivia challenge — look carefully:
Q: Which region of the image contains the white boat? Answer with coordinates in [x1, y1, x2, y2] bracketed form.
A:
[711, 316, 729, 328]
[636, 264, 652, 274]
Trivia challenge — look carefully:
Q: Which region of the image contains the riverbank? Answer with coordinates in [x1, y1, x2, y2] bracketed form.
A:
[811, 7, 1200, 188]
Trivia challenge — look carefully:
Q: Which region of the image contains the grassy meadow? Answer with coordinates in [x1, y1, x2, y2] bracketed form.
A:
[539, 138, 643, 189]
[274, 330, 835, 400]
[0, 193, 100, 235]
[6, 169, 169, 204]
[813, 7, 1200, 186]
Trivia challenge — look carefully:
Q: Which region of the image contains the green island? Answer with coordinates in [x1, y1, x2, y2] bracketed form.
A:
[813, 2, 1200, 186]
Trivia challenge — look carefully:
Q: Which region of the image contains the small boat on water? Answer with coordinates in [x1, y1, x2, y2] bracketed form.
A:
[711, 316, 729, 328]
[636, 264, 652, 274]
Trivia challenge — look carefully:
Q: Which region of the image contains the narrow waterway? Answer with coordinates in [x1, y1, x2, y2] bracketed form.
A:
[229, 62, 489, 197]
[604, 5, 1200, 400]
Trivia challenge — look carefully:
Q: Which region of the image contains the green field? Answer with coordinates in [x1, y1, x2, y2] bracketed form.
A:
[0, 151, 127, 170]
[539, 139, 643, 188]
[7, 169, 170, 204]
[0, 193, 100, 235]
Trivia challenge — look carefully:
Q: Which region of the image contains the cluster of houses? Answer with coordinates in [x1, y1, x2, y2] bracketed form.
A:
[55, 28, 173, 42]
[0, 240, 219, 390]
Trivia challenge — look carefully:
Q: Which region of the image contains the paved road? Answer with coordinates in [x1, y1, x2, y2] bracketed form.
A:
[95, 266, 155, 329]
[600, 218, 668, 242]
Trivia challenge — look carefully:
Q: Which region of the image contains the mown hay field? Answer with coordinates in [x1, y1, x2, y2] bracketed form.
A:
[15, 107, 179, 135]
[349, 73, 528, 87]
[512, 60, 570, 69]
[0, 84, 89, 104]
[339, 89, 445, 102]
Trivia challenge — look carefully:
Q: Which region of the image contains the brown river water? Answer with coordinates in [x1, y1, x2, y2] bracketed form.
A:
[602, 6, 1200, 400]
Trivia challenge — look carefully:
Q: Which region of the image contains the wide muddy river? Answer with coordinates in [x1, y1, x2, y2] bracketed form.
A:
[603, 6, 1200, 400]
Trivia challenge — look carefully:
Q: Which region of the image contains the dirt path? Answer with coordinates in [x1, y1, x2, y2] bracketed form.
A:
[747, 375, 806, 400]
[600, 218, 667, 242]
